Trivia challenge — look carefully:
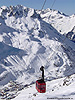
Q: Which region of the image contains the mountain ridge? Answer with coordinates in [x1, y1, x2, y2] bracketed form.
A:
[0, 5, 75, 100]
[0, 5, 75, 43]
[0, 4, 75, 83]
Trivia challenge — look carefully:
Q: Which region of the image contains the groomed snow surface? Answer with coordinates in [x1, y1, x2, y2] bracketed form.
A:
[0, 5, 75, 100]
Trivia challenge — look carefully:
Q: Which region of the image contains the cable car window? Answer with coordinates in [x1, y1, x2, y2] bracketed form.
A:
[38, 85, 40, 89]
[40, 85, 45, 90]
[36, 82, 38, 87]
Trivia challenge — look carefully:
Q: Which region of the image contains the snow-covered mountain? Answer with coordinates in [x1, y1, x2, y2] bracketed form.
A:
[66, 26, 75, 42]
[0, 5, 75, 100]
[38, 8, 75, 42]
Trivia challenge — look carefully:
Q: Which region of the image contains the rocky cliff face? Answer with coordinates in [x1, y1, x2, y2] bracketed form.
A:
[66, 26, 75, 42]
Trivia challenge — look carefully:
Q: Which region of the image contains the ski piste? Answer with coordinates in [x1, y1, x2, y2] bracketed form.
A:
[0, 73, 75, 100]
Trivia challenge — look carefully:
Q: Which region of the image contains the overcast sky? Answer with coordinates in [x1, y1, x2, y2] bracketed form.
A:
[0, 0, 75, 15]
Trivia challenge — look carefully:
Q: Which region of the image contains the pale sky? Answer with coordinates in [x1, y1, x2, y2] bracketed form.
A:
[0, 0, 75, 15]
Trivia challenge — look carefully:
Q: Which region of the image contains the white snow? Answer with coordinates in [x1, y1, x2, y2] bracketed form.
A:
[40, 9, 75, 42]
[0, 5, 75, 100]
[13, 75, 75, 100]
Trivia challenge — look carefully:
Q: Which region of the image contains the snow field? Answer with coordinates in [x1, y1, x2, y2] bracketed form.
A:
[0, 5, 75, 100]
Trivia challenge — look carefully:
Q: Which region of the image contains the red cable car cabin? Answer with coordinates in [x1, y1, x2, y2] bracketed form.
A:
[36, 79, 46, 93]
[36, 66, 46, 93]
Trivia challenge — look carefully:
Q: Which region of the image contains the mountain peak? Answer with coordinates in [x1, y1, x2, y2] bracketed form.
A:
[0, 5, 75, 100]
[0, 5, 33, 19]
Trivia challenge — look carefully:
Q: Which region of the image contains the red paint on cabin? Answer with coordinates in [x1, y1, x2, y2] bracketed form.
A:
[36, 80, 46, 93]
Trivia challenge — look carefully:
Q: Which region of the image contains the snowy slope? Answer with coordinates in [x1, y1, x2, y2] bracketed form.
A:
[13, 74, 75, 100]
[38, 8, 75, 42]
[0, 5, 75, 100]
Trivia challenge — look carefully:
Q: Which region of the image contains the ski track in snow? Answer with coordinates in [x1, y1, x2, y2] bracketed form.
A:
[0, 5, 75, 100]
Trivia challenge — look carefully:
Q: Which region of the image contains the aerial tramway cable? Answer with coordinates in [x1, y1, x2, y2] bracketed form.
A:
[33, 0, 73, 69]
[50, 0, 56, 9]
[33, 0, 56, 29]
[41, 0, 47, 11]
[33, 0, 47, 30]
